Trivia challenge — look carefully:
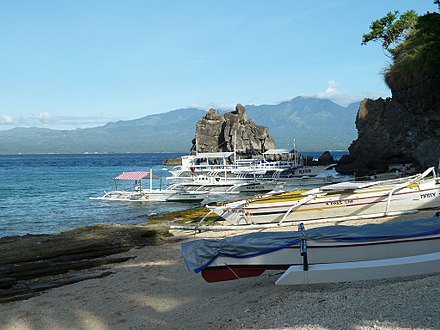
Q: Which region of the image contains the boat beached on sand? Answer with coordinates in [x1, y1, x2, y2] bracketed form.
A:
[181, 216, 440, 285]
[90, 170, 208, 203]
[205, 167, 440, 227]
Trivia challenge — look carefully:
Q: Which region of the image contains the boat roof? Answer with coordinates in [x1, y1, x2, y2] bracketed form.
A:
[319, 181, 378, 191]
[263, 149, 290, 155]
[114, 171, 161, 180]
[194, 152, 234, 159]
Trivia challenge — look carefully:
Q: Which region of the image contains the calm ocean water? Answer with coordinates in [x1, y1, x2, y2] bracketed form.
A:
[0, 151, 346, 238]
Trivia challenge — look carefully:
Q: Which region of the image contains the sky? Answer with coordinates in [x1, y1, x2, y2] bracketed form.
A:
[0, 0, 438, 130]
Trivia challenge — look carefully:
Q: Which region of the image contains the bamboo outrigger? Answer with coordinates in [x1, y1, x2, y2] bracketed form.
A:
[172, 167, 440, 230]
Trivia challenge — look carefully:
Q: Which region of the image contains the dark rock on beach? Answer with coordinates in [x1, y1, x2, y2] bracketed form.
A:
[0, 224, 170, 302]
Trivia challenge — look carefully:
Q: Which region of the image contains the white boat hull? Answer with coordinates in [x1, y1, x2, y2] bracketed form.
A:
[170, 180, 281, 195]
[275, 251, 440, 285]
[206, 233, 440, 269]
[90, 189, 207, 202]
[183, 218, 440, 283]
[213, 176, 440, 225]
[90, 169, 207, 203]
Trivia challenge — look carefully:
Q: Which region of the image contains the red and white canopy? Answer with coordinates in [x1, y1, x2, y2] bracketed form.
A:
[114, 171, 158, 181]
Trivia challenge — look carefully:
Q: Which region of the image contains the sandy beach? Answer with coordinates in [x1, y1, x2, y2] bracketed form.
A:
[1, 210, 440, 330]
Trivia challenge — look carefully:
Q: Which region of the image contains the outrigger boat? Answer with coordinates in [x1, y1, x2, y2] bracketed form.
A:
[90, 170, 208, 203]
[167, 150, 337, 185]
[168, 173, 284, 195]
[181, 216, 440, 284]
[204, 167, 440, 226]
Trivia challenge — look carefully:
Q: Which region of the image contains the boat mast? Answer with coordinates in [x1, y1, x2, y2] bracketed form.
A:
[195, 135, 198, 155]
[234, 130, 237, 164]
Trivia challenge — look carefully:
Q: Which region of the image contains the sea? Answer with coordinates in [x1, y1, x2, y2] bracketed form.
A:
[0, 151, 347, 238]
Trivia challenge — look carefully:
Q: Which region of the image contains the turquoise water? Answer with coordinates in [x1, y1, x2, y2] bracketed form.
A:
[0, 153, 187, 238]
[0, 151, 346, 238]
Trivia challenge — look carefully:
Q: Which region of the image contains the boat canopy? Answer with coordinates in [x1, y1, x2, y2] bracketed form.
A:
[114, 171, 161, 181]
[320, 181, 379, 191]
[194, 152, 234, 159]
[181, 216, 440, 273]
[263, 149, 290, 155]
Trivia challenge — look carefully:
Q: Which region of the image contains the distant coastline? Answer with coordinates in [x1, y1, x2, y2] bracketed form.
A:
[0, 97, 358, 154]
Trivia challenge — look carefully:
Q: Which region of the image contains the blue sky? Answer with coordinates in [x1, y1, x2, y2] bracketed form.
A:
[0, 0, 438, 130]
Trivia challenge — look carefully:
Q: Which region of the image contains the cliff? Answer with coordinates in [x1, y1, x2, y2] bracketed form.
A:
[191, 104, 276, 155]
[338, 12, 440, 175]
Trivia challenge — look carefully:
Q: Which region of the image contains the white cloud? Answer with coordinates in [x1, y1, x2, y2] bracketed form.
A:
[37, 112, 52, 122]
[188, 102, 236, 112]
[304, 80, 389, 107]
[0, 112, 117, 130]
[0, 113, 14, 124]
[315, 80, 339, 98]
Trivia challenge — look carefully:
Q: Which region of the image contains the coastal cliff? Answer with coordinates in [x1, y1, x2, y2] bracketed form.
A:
[191, 104, 276, 155]
[338, 12, 440, 175]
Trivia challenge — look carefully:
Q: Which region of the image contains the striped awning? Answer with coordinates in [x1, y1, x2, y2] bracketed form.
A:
[114, 172, 153, 181]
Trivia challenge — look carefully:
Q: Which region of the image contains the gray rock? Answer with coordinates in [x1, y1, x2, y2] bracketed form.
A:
[235, 103, 246, 115]
[340, 75, 440, 175]
[192, 104, 276, 155]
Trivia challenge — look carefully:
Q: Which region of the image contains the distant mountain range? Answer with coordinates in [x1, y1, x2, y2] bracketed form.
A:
[0, 97, 360, 154]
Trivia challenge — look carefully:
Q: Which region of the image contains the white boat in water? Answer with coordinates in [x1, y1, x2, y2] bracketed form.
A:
[90, 170, 208, 203]
[167, 150, 337, 185]
[166, 150, 344, 196]
[168, 173, 284, 195]
[207, 167, 440, 226]
[181, 216, 440, 284]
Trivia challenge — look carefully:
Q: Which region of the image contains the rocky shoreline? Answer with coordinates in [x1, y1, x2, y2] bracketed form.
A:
[0, 224, 170, 303]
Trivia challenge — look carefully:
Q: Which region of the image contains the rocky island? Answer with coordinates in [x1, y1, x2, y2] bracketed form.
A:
[191, 103, 276, 155]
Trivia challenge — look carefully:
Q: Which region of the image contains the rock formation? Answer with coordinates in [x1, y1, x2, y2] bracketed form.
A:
[0, 224, 170, 302]
[337, 12, 440, 176]
[191, 104, 276, 155]
[336, 77, 440, 176]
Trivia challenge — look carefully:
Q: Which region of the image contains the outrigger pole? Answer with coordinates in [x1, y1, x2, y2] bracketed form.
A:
[169, 210, 419, 232]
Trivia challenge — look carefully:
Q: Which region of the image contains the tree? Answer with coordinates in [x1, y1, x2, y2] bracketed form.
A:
[361, 10, 419, 56]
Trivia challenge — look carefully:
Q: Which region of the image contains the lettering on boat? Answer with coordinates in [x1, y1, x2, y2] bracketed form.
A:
[420, 192, 437, 199]
[246, 185, 264, 190]
[298, 168, 312, 174]
[325, 199, 354, 206]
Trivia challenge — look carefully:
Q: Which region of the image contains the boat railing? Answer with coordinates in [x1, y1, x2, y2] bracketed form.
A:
[384, 167, 435, 215]
[270, 170, 283, 182]
[278, 193, 326, 224]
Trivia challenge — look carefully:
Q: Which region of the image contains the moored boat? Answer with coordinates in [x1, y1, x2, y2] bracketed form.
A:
[208, 167, 440, 226]
[168, 173, 284, 195]
[181, 216, 440, 284]
[167, 150, 338, 184]
[90, 170, 208, 203]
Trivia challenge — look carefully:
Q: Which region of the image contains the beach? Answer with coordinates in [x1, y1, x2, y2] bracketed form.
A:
[1, 211, 440, 330]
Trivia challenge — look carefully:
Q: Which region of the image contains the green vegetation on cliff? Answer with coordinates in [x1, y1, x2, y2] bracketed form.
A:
[387, 12, 440, 90]
[362, 3, 440, 90]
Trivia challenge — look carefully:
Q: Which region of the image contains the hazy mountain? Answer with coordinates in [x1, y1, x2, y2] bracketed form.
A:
[0, 97, 359, 154]
[246, 97, 359, 150]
